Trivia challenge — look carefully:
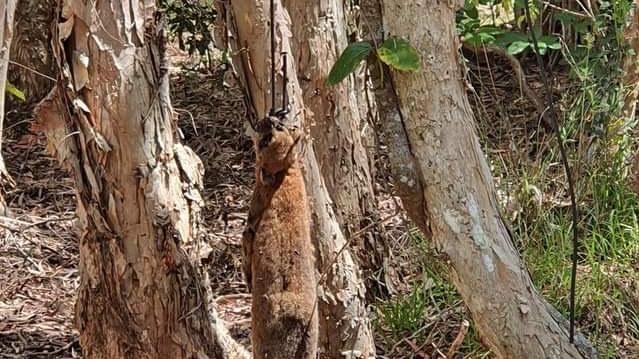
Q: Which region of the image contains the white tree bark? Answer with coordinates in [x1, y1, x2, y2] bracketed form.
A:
[370, 1, 599, 357]
[218, 0, 375, 357]
[33, 1, 248, 358]
[0, 0, 17, 215]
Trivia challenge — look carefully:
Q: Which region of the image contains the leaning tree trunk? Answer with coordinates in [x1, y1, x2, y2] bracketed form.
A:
[33, 1, 248, 358]
[0, 0, 17, 215]
[217, 1, 375, 357]
[367, 1, 599, 358]
[282, 0, 390, 295]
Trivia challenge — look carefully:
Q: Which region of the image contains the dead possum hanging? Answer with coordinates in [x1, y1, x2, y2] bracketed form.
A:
[243, 116, 318, 359]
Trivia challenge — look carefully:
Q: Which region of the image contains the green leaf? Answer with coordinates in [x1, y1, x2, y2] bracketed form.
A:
[494, 31, 529, 48]
[507, 40, 530, 55]
[377, 37, 421, 72]
[327, 41, 373, 85]
[5, 81, 26, 102]
[539, 35, 561, 50]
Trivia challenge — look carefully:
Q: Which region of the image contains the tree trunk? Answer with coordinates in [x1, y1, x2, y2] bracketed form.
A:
[9, 0, 55, 105]
[282, 0, 389, 295]
[0, 0, 17, 215]
[217, 1, 375, 357]
[33, 1, 248, 358]
[369, 1, 599, 358]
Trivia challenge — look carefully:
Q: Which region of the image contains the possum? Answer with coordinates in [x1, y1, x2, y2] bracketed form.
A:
[243, 116, 318, 359]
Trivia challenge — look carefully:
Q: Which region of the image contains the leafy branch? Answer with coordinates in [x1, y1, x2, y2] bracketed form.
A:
[328, 37, 422, 86]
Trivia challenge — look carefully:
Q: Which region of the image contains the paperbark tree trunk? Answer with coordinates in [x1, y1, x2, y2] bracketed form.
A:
[366, 1, 599, 358]
[33, 1, 248, 358]
[217, 1, 375, 357]
[0, 0, 17, 215]
[282, 0, 389, 294]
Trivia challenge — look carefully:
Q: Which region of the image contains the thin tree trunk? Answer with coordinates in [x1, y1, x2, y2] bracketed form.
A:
[9, 0, 55, 104]
[367, 1, 599, 358]
[217, 1, 375, 357]
[282, 0, 389, 295]
[0, 0, 17, 215]
[33, 1, 248, 358]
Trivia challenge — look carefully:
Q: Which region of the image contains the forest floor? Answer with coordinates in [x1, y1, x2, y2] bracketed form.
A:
[1, 45, 638, 359]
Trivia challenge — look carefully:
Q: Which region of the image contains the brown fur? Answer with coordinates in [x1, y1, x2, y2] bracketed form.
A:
[243, 117, 318, 359]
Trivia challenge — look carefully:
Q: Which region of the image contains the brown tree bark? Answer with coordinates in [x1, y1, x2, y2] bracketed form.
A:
[33, 1, 248, 358]
[9, 0, 55, 104]
[217, 1, 375, 357]
[366, 1, 599, 358]
[282, 0, 389, 294]
[0, 0, 17, 215]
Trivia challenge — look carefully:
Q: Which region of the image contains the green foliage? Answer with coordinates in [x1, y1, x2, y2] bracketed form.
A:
[457, 0, 558, 55]
[328, 37, 421, 86]
[376, 285, 427, 339]
[472, 0, 638, 354]
[5, 81, 26, 102]
[160, 0, 216, 65]
[377, 37, 422, 72]
[327, 42, 373, 85]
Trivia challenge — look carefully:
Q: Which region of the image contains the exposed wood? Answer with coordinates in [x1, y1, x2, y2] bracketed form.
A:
[368, 0, 599, 357]
[217, 0, 375, 357]
[32, 1, 248, 358]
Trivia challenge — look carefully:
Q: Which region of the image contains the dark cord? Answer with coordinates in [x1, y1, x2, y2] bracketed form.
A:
[267, 0, 289, 119]
[282, 53, 288, 113]
[523, 0, 579, 343]
[270, 0, 276, 115]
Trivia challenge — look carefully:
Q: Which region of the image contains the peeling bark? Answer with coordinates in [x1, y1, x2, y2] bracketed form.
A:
[283, 0, 389, 295]
[369, 0, 598, 358]
[0, 0, 17, 215]
[217, 1, 375, 357]
[33, 1, 248, 358]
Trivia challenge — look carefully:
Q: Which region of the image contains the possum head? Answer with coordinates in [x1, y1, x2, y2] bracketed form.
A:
[251, 116, 301, 175]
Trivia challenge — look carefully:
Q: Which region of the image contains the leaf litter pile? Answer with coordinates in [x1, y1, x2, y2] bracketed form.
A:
[0, 107, 79, 357]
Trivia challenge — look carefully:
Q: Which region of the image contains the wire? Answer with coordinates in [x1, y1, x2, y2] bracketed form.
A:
[270, 0, 276, 115]
[522, 0, 579, 343]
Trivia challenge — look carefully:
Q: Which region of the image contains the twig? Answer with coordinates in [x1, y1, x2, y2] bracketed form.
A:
[317, 212, 398, 285]
[541, 1, 592, 19]
[446, 319, 470, 358]
[0, 59, 57, 82]
[462, 42, 546, 116]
